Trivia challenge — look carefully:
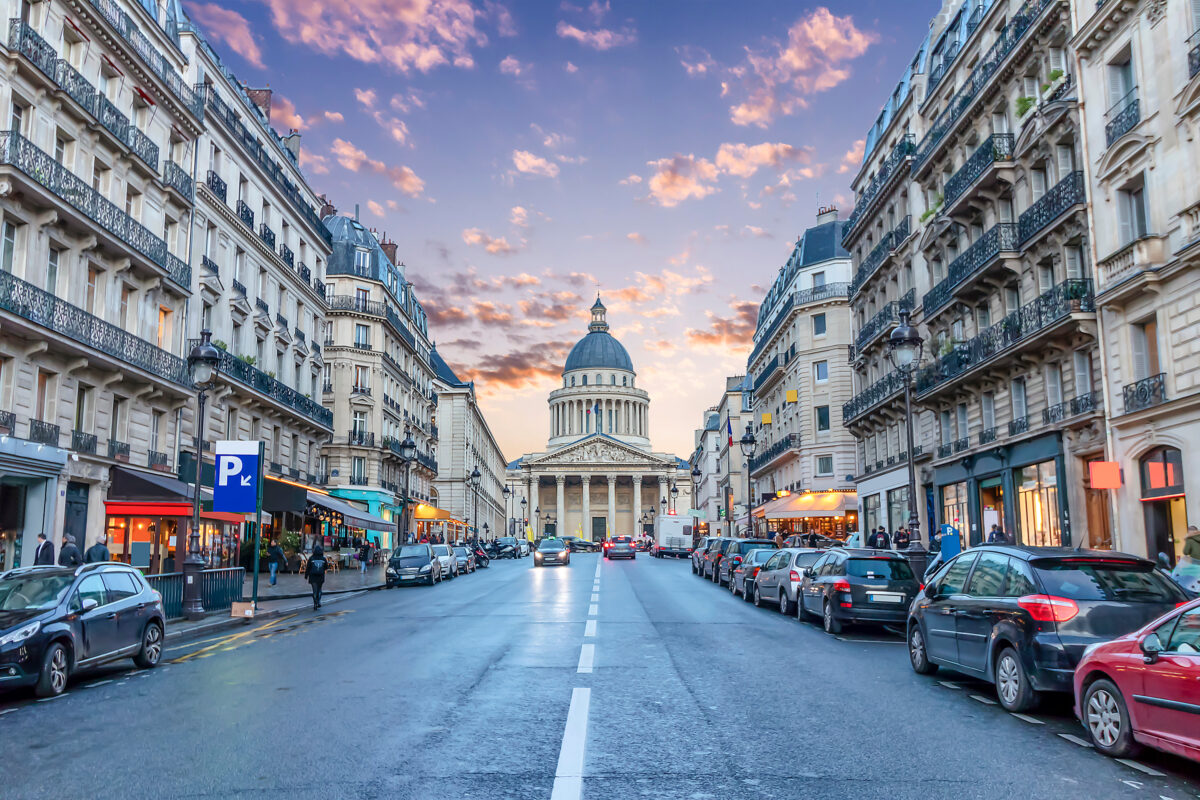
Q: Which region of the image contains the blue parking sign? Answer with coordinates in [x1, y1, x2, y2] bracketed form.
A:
[213, 441, 261, 513]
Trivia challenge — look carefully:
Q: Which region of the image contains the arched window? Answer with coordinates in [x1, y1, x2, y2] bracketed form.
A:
[610, 374, 616, 385]
[596, 373, 601, 384]
[622, 376, 627, 386]
[1140, 446, 1184, 500]
[581, 375, 587, 386]
[571, 376, 576, 387]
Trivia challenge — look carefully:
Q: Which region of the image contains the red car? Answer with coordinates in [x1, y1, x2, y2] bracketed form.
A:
[1073, 597, 1200, 763]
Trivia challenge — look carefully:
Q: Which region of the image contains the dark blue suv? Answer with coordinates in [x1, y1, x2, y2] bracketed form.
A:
[0, 563, 167, 697]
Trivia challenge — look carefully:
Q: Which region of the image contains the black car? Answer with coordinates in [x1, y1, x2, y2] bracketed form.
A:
[496, 537, 524, 558]
[907, 545, 1189, 712]
[604, 536, 636, 560]
[799, 548, 919, 634]
[728, 548, 777, 600]
[561, 536, 599, 553]
[452, 546, 476, 574]
[535, 538, 571, 566]
[715, 540, 776, 586]
[0, 563, 167, 697]
[386, 544, 443, 587]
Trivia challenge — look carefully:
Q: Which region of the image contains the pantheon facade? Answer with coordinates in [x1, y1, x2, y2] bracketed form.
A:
[508, 298, 692, 539]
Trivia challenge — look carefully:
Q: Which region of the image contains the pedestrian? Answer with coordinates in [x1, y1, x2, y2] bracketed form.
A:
[868, 527, 891, 550]
[987, 524, 1007, 544]
[893, 527, 910, 549]
[1183, 525, 1200, 559]
[358, 539, 371, 574]
[305, 545, 328, 610]
[774, 531, 784, 548]
[84, 534, 111, 563]
[267, 539, 286, 586]
[33, 533, 55, 565]
[58, 535, 82, 567]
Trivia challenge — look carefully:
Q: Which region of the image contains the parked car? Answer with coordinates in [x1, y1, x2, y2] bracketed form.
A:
[561, 536, 600, 553]
[700, 538, 732, 580]
[535, 538, 571, 567]
[386, 544, 443, 587]
[783, 533, 847, 549]
[691, 537, 715, 575]
[1073, 598, 1200, 763]
[604, 536, 637, 560]
[907, 545, 1190, 712]
[431, 544, 459, 579]
[753, 548, 823, 613]
[716, 540, 777, 586]
[728, 548, 778, 600]
[800, 547, 919, 634]
[452, 546, 476, 574]
[0, 563, 166, 697]
[496, 537, 525, 558]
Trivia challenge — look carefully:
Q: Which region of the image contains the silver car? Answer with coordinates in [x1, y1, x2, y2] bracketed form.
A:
[751, 548, 823, 613]
[431, 544, 459, 579]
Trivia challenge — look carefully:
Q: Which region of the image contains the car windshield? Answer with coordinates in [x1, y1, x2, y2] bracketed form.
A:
[794, 552, 822, 568]
[736, 542, 773, 556]
[432, 545, 450, 556]
[453, 547, 468, 556]
[498, 538, 517, 545]
[539, 540, 566, 551]
[0, 574, 75, 611]
[847, 558, 915, 581]
[1032, 560, 1186, 602]
[397, 545, 428, 558]
[748, 549, 776, 564]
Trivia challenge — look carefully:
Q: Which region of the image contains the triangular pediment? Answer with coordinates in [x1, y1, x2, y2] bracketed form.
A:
[528, 434, 672, 468]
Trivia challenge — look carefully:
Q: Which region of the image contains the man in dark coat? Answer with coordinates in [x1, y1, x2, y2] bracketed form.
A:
[305, 546, 328, 610]
[33, 533, 55, 565]
[84, 534, 111, 563]
[58, 535, 82, 567]
[868, 528, 891, 550]
[358, 540, 372, 574]
[267, 540, 286, 585]
[892, 527, 911, 549]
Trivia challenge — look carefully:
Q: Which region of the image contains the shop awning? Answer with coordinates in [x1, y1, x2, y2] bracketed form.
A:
[109, 467, 194, 502]
[201, 511, 246, 524]
[306, 491, 396, 533]
[760, 491, 857, 520]
[412, 503, 450, 520]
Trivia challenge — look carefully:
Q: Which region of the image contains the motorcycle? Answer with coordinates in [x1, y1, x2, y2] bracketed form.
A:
[472, 544, 491, 569]
[496, 544, 518, 559]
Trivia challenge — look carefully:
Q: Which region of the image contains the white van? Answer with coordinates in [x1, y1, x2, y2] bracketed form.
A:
[653, 515, 693, 558]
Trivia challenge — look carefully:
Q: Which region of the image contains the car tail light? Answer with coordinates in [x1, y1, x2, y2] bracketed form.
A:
[1018, 594, 1079, 622]
[731, 555, 743, 564]
[834, 578, 852, 607]
[789, 570, 801, 583]
[751, 567, 761, 577]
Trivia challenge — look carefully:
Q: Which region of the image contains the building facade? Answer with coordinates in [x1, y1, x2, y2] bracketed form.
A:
[689, 408, 722, 539]
[432, 348, 506, 541]
[713, 375, 751, 536]
[508, 298, 691, 540]
[747, 207, 858, 535]
[320, 214, 437, 546]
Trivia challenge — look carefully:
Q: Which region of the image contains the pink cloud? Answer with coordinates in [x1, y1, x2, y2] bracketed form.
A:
[463, 227, 520, 255]
[323, 110, 345, 123]
[512, 149, 560, 178]
[645, 154, 718, 207]
[330, 138, 425, 196]
[188, 3, 264, 69]
[367, 200, 386, 217]
[565, 61, 579, 73]
[499, 55, 529, 76]
[714, 142, 813, 178]
[299, 149, 329, 175]
[555, 21, 635, 50]
[838, 138, 865, 173]
[272, 95, 305, 131]
[354, 88, 377, 108]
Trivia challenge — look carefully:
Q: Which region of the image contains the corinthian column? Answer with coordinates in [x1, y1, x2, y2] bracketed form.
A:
[556, 475, 566, 536]
[606, 474, 617, 539]
[581, 475, 591, 539]
[632, 475, 642, 535]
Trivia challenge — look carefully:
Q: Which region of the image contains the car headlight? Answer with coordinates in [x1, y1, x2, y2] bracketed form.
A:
[386, 567, 396, 575]
[0, 621, 40, 647]
[420, 564, 432, 572]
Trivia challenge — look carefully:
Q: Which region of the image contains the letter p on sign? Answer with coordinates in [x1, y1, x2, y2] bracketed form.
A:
[218, 456, 242, 486]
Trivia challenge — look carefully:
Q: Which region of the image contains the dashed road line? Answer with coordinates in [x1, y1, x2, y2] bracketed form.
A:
[588, 604, 598, 616]
[969, 694, 997, 705]
[1117, 759, 1166, 777]
[550, 687, 590, 800]
[577, 644, 594, 674]
[0, 707, 17, 716]
[1010, 713, 1043, 725]
[584, 620, 596, 637]
[590, 593, 599, 602]
[1058, 733, 1094, 748]
[82, 680, 114, 689]
[937, 680, 963, 689]
[36, 694, 68, 702]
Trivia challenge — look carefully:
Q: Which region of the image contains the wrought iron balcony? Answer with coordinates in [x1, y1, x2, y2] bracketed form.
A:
[148, 450, 170, 470]
[232, 279, 247, 297]
[842, 135, 916, 243]
[1190, 31, 1200, 79]
[312, 342, 322, 358]
[97, 95, 158, 170]
[1123, 373, 1166, 413]
[108, 438, 130, 461]
[349, 475, 369, 486]
[937, 443, 953, 458]
[1104, 88, 1139, 147]
[749, 433, 800, 474]
[255, 298, 270, 315]
[72, 429, 97, 454]
[349, 431, 375, 447]
[843, 370, 907, 423]
[0, 131, 189, 290]
[258, 223, 276, 249]
[917, 280, 1094, 397]
[236, 199, 254, 229]
[279, 244, 294, 267]
[753, 354, 782, 393]
[0, 269, 189, 383]
[269, 461, 283, 475]
[923, 223, 1019, 316]
[289, 466, 301, 480]
[28, 418, 59, 446]
[953, 436, 970, 453]
[314, 280, 326, 302]
[1043, 401, 1067, 425]
[1009, 416, 1030, 436]
[206, 170, 227, 202]
[351, 385, 372, 396]
[322, 382, 333, 393]
[979, 426, 998, 445]
[855, 289, 915, 352]
[199, 255, 218, 275]
[297, 262, 312, 283]
[926, 40, 961, 94]
[275, 312, 288, 330]
[416, 451, 438, 473]
[1070, 391, 1101, 415]
[163, 160, 192, 198]
[1018, 171, 1086, 245]
[943, 134, 1014, 209]
[190, 340, 333, 428]
[295, 328, 306, 343]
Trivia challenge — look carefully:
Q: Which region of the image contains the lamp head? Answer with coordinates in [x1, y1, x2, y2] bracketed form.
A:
[739, 424, 756, 458]
[188, 329, 222, 390]
[469, 466, 481, 489]
[887, 309, 923, 372]
[399, 430, 417, 462]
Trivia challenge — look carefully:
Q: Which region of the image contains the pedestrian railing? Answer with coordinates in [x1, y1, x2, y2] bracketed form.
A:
[146, 573, 183, 619]
[145, 567, 244, 619]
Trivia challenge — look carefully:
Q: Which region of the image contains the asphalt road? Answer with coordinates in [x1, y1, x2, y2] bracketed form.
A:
[2, 553, 1199, 800]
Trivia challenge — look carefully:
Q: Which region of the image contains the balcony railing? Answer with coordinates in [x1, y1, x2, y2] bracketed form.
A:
[108, 438, 130, 461]
[236, 199, 254, 229]
[72, 429, 97, 454]
[255, 298, 269, 315]
[148, 450, 170, 470]
[1189, 31, 1200, 79]
[416, 451, 438, 473]
[163, 160, 192, 198]
[979, 426, 998, 445]
[232, 279, 247, 297]
[1123, 373, 1166, 413]
[0, 269, 189, 383]
[943, 134, 1014, 209]
[349, 431, 375, 447]
[201, 255, 218, 275]
[926, 40, 961, 94]
[206, 170, 227, 202]
[1009, 416, 1030, 436]
[349, 475, 369, 486]
[1070, 391, 1101, 415]
[322, 382, 333, 393]
[753, 354, 782, 393]
[843, 370, 907, 423]
[275, 313, 288, 330]
[351, 385, 372, 396]
[855, 289, 915, 352]
[279, 244, 294, 267]
[258, 223, 276, 249]
[923, 223, 1019, 315]
[297, 262, 312, 283]
[749, 433, 800, 473]
[1104, 88, 1139, 147]
[842, 135, 917, 243]
[937, 443, 953, 459]
[191, 341, 332, 428]
[1018, 171, 1086, 245]
[27, 418, 59, 445]
[917, 280, 1094, 396]
[295, 328, 306, 343]
[953, 436, 969, 453]
[0, 131, 189, 290]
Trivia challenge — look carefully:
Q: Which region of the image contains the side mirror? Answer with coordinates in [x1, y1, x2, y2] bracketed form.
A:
[81, 598, 99, 612]
[1140, 633, 1164, 664]
[925, 583, 939, 598]
[803, 568, 815, 579]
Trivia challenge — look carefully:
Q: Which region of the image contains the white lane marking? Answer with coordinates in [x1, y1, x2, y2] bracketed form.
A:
[584, 620, 597, 637]
[0, 707, 17, 716]
[1058, 733, 1094, 748]
[1117, 759, 1166, 777]
[1122, 781, 1143, 790]
[590, 593, 599, 602]
[1010, 713, 1043, 725]
[937, 681, 963, 689]
[36, 694, 68, 702]
[550, 687, 591, 800]
[577, 644, 594, 674]
[588, 604, 598, 616]
[835, 638, 903, 644]
[82, 680, 114, 689]
[969, 694, 997, 705]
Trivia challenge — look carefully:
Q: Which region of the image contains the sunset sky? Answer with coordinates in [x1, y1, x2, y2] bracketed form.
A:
[185, 0, 936, 462]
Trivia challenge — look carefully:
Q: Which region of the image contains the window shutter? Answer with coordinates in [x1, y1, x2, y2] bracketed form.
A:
[1056, 145, 1074, 178]
[982, 392, 995, 429]
[1118, 190, 1134, 245]
[1049, 48, 1066, 73]
[1131, 324, 1148, 380]
[1108, 64, 1126, 109]
[1193, 0, 1200, 31]
[1065, 246, 1083, 280]
[1012, 378, 1027, 418]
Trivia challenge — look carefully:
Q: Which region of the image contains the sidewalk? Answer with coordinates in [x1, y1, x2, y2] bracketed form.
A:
[245, 563, 389, 600]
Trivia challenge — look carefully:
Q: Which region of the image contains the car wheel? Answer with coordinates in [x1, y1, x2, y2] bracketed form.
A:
[796, 595, 808, 621]
[744, 581, 755, 602]
[994, 647, 1039, 712]
[133, 621, 163, 668]
[779, 590, 792, 616]
[35, 642, 69, 697]
[729, 576, 738, 595]
[1083, 678, 1140, 757]
[691, 562, 697, 574]
[753, 585, 763, 607]
[908, 622, 937, 674]
[822, 601, 842, 634]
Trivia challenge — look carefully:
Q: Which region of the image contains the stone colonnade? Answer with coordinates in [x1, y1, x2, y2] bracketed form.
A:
[523, 472, 673, 539]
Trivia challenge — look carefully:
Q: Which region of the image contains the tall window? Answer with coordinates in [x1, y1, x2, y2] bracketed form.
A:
[811, 271, 826, 288]
[814, 405, 830, 432]
[1005, 285, 1020, 314]
[982, 391, 995, 431]
[813, 360, 828, 383]
[1065, 245, 1084, 280]
[2, 221, 19, 272]
[354, 364, 369, 390]
[151, 410, 163, 450]
[74, 384, 91, 431]
[225, 409, 237, 440]
[1131, 317, 1160, 380]
[354, 248, 370, 274]
[815, 455, 833, 476]
[1073, 350, 1093, 397]
[44, 247, 59, 294]
[354, 324, 369, 348]
[352, 456, 365, 481]
[1107, 54, 1135, 115]
[35, 370, 55, 422]
[1118, 176, 1148, 244]
[352, 411, 367, 435]
[157, 307, 172, 349]
[111, 396, 126, 440]
[9, 100, 27, 134]
[955, 403, 968, 439]
[86, 267, 100, 314]
[940, 409, 952, 442]
[1011, 377, 1027, 420]
[812, 313, 826, 336]
[1046, 363, 1063, 408]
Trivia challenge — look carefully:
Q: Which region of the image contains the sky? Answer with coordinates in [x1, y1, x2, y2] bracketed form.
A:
[184, 0, 938, 462]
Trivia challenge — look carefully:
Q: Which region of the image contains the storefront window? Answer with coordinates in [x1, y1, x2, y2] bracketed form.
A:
[1017, 460, 1061, 547]
[105, 516, 179, 573]
[863, 494, 881, 534]
[887, 487, 909, 533]
[941, 482, 967, 533]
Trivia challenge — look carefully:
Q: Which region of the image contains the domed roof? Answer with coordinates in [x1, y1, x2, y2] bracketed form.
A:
[564, 331, 634, 373]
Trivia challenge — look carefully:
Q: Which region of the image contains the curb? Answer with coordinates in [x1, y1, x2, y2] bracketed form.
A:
[247, 582, 388, 601]
[163, 588, 375, 643]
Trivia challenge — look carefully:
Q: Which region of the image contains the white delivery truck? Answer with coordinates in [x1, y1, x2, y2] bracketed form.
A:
[653, 515, 694, 558]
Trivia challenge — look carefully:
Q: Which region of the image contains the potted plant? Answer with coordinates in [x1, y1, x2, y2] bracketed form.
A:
[1015, 96, 1037, 118]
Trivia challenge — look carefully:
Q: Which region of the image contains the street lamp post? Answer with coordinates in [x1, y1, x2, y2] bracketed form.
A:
[520, 497, 527, 538]
[470, 466, 482, 542]
[398, 430, 417, 545]
[887, 309, 927, 561]
[184, 330, 221, 620]
[739, 424, 756, 538]
[503, 485, 512, 537]
[670, 483, 679, 514]
[691, 463, 702, 539]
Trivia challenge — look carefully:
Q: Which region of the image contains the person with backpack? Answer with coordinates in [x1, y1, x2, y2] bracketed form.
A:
[305, 546, 328, 610]
[358, 539, 372, 574]
[868, 528, 891, 550]
[892, 527, 910, 549]
[58, 535, 82, 567]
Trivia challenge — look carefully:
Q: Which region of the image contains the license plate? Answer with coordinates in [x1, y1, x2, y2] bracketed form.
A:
[868, 593, 904, 603]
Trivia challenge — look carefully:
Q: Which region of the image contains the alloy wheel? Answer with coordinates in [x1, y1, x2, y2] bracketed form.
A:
[144, 624, 162, 664]
[779, 591, 788, 615]
[910, 629, 925, 667]
[49, 647, 68, 694]
[997, 654, 1020, 706]
[1086, 688, 1121, 747]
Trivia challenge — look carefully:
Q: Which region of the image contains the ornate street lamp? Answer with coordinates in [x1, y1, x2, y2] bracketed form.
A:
[184, 330, 221, 620]
[398, 429, 417, 544]
[470, 466, 482, 542]
[670, 483, 679, 514]
[521, 497, 528, 537]
[503, 485, 512, 537]
[739, 424, 756, 538]
[691, 464, 702, 534]
[887, 309, 926, 559]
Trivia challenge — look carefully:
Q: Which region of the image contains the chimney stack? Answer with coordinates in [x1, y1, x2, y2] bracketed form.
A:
[282, 130, 301, 159]
[318, 194, 336, 219]
[379, 233, 398, 265]
[816, 205, 839, 224]
[244, 86, 272, 121]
